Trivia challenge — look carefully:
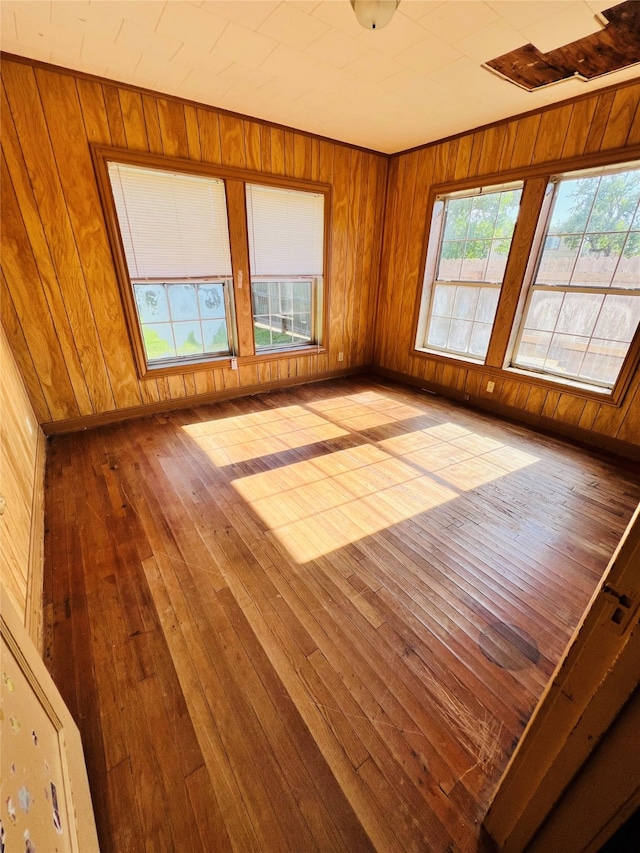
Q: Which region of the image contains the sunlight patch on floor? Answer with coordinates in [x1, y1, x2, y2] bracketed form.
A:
[232, 443, 458, 562]
[305, 391, 425, 431]
[379, 423, 539, 491]
[182, 404, 349, 465]
[185, 393, 540, 561]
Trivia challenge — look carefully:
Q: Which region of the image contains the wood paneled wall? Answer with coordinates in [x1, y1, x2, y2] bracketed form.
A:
[1, 56, 388, 430]
[0, 324, 45, 648]
[374, 81, 640, 452]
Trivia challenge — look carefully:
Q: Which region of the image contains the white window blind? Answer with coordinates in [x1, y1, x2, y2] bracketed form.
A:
[246, 184, 324, 276]
[107, 162, 232, 279]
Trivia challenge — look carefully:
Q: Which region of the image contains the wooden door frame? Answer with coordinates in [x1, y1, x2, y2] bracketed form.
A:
[484, 503, 640, 850]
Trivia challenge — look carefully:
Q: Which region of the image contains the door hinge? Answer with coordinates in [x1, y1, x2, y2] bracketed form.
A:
[602, 584, 637, 633]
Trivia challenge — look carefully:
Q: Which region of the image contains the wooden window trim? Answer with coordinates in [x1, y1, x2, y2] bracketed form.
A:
[411, 145, 640, 408]
[91, 145, 331, 379]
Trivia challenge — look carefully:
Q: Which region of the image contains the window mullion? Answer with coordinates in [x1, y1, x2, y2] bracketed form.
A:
[485, 177, 550, 368]
[225, 179, 254, 358]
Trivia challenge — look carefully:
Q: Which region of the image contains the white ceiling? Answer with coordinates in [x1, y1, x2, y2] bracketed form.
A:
[2, 0, 639, 153]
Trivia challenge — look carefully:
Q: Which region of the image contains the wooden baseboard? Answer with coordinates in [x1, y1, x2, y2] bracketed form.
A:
[25, 428, 46, 654]
[41, 366, 369, 435]
[372, 366, 640, 462]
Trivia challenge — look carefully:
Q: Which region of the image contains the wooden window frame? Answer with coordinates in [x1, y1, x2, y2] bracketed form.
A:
[91, 146, 332, 379]
[411, 146, 640, 407]
[414, 181, 525, 363]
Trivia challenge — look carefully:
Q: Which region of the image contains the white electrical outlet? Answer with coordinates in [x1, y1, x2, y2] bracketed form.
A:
[338, 352, 344, 362]
[486, 380, 495, 393]
[231, 357, 238, 370]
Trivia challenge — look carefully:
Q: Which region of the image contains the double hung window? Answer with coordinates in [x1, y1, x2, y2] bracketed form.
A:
[246, 183, 324, 352]
[108, 162, 234, 367]
[416, 185, 523, 361]
[512, 166, 640, 389]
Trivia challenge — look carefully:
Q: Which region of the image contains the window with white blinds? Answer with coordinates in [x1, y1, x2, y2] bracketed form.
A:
[107, 162, 232, 278]
[246, 184, 324, 276]
[246, 183, 325, 351]
[106, 161, 234, 367]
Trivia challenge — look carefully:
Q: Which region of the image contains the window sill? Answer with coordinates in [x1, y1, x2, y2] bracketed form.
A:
[412, 348, 627, 407]
[504, 366, 619, 404]
[242, 345, 326, 364]
[413, 346, 485, 367]
[138, 346, 327, 378]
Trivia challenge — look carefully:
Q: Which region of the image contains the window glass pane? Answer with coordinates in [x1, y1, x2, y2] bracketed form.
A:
[548, 177, 596, 235]
[174, 322, 204, 356]
[469, 323, 492, 357]
[467, 194, 500, 238]
[588, 173, 639, 232]
[612, 231, 640, 288]
[476, 287, 500, 323]
[135, 284, 170, 323]
[593, 294, 640, 342]
[581, 339, 626, 386]
[427, 316, 451, 349]
[536, 236, 580, 285]
[438, 243, 464, 281]
[547, 333, 588, 378]
[555, 291, 603, 336]
[452, 286, 479, 320]
[516, 329, 553, 370]
[449, 319, 473, 352]
[572, 233, 625, 287]
[168, 284, 199, 321]
[134, 281, 231, 363]
[142, 324, 176, 360]
[198, 284, 225, 319]
[432, 283, 455, 317]
[442, 197, 472, 240]
[485, 239, 512, 282]
[202, 320, 229, 353]
[252, 279, 313, 350]
[523, 290, 564, 332]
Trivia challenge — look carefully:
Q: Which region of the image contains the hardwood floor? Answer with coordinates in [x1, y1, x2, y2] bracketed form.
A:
[43, 376, 640, 852]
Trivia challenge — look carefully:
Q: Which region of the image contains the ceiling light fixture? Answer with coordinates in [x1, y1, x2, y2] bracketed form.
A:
[350, 0, 400, 30]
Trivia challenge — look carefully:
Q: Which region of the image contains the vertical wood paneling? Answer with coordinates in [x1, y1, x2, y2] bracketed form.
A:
[103, 84, 127, 147]
[219, 114, 246, 168]
[34, 68, 141, 411]
[584, 91, 616, 153]
[1, 153, 80, 420]
[375, 80, 640, 451]
[119, 89, 149, 151]
[531, 105, 572, 164]
[142, 94, 163, 154]
[157, 98, 189, 158]
[0, 271, 50, 423]
[600, 86, 640, 150]
[1, 325, 45, 636]
[77, 79, 112, 144]
[183, 105, 202, 161]
[1, 58, 385, 429]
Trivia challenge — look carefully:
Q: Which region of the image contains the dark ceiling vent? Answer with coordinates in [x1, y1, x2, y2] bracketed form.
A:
[483, 0, 640, 91]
